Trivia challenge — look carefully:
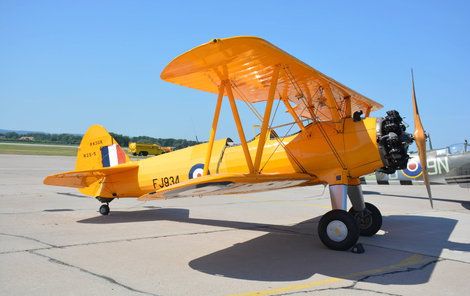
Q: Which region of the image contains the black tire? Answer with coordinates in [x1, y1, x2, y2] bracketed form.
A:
[132, 153, 137, 156]
[349, 202, 382, 236]
[142, 151, 148, 156]
[318, 209, 359, 251]
[99, 204, 110, 216]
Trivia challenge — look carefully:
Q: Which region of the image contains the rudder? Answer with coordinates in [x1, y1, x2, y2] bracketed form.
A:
[75, 125, 129, 171]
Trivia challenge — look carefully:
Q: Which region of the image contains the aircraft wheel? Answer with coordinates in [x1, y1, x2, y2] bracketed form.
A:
[99, 204, 110, 216]
[318, 210, 359, 251]
[349, 202, 382, 236]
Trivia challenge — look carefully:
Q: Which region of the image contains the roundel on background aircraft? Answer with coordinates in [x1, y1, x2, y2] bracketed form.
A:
[402, 158, 423, 178]
[188, 163, 208, 179]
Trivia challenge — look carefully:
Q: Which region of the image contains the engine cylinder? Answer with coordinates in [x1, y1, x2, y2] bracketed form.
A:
[377, 110, 413, 174]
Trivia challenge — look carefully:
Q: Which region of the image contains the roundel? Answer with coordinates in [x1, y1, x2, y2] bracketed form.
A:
[402, 158, 422, 178]
[188, 163, 208, 179]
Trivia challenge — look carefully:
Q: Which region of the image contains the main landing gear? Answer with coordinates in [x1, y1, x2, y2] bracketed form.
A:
[349, 202, 382, 237]
[96, 197, 114, 216]
[318, 184, 382, 251]
[318, 209, 359, 251]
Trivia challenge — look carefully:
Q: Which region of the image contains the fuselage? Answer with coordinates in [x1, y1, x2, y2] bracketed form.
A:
[94, 117, 385, 198]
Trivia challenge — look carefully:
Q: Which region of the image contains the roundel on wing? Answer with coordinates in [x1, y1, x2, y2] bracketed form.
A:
[402, 158, 422, 178]
[188, 163, 208, 179]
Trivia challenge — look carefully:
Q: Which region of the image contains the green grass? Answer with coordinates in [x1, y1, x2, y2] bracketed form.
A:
[0, 143, 78, 156]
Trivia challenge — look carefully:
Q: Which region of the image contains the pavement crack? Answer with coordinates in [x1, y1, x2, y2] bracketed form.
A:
[29, 250, 159, 296]
[0, 228, 248, 255]
[345, 286, 402, 296]
[354, 258, 440, 283]
[59, 227, 241, 249]
[0, 246, 53, 255]
[273, 258, 439, 296]
[287, 285, 403, 296]
[0, 232, 57, 247]
[56, 223, 312, 250]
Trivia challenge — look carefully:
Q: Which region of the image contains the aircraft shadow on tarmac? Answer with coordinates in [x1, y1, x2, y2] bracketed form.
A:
[363, 190, 470, 210]
[78, 208, 470, 284]
[56, 192, 88, 199]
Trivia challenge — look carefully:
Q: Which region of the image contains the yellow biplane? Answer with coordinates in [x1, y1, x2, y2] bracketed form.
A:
[44, 36, 432, 251]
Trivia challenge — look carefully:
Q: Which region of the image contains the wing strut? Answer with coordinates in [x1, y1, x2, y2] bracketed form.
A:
[281, 96, 305, 131]
[364, 105, 372, 117]
[344, 95, 351, 118]
[253, 66, 280, 172]
[320, 81, 342, 132]
[226, 81, 255, 173]
[203, 83, 225, 176]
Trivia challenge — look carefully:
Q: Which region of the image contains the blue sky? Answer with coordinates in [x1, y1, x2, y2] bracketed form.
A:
[0, 0, 469, 148]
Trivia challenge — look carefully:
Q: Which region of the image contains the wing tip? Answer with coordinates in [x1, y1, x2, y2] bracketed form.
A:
[160, 36, 271, 81]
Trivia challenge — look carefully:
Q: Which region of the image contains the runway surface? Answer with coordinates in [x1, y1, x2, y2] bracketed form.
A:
[1, 154, 470, 295]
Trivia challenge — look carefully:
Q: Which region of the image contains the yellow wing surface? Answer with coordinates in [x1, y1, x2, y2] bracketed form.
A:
[138, 172, 316, 200]
[161, 36, 382, 121]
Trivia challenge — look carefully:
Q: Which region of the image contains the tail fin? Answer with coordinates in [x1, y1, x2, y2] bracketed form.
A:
[75, 125, 129, 171]
[44, 125, 136, 198]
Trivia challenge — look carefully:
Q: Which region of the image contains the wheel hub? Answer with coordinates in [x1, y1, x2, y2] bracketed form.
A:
[326, 220, 348, 242]
[354, 212, 373, 230]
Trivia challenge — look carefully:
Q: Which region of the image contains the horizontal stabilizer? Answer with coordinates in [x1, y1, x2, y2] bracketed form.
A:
[44, 162, 139, 189]
[139, 172, 316, 201]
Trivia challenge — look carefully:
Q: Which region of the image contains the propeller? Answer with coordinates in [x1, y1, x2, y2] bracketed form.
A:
[411, 69, 433, 208]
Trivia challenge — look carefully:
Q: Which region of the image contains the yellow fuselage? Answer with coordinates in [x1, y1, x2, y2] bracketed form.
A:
[95, 117, 382, 198]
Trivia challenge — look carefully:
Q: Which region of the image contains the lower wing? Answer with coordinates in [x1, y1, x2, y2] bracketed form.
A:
[139, 173, 317, 201]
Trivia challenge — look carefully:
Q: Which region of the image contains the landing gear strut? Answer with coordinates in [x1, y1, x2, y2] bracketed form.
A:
[319, 183, 382, 251]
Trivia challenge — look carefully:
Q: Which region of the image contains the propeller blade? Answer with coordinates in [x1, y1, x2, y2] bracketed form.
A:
[411, 69, 433, 208]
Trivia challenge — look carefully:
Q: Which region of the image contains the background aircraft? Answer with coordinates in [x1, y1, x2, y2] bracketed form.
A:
[363, 141, 469, 188]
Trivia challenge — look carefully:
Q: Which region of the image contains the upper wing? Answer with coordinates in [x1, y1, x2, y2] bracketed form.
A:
[43, 162, 139, 188]
[138, 172, 316, 200]
[161, 36, 382, 121]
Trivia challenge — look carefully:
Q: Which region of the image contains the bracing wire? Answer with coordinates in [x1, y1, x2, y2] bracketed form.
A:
[269, 98, 282, 128]
[227, 78, 309, 174]
[231, 82, 263, 122]
[283, 67, 347, 170]
[260, 101, 312, 173]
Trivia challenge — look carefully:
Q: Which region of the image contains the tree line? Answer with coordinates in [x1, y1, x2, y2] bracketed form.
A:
[0, 131, 199, 150]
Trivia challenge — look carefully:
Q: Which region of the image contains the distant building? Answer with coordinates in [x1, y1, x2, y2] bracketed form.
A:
[19, 136, 34, 141]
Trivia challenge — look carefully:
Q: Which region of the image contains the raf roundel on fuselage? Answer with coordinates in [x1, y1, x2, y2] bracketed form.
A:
[402, 157, 423, 178]
[189, 163, 206, 179]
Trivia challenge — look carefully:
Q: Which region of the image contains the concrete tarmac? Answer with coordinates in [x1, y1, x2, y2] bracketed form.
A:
[1, 154, 470, 295]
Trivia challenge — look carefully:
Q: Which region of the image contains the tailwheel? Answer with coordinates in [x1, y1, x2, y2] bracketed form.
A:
[349, 202, 382, 236]
[99, 204, 110, 216]
[318, 210, 359, 251]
